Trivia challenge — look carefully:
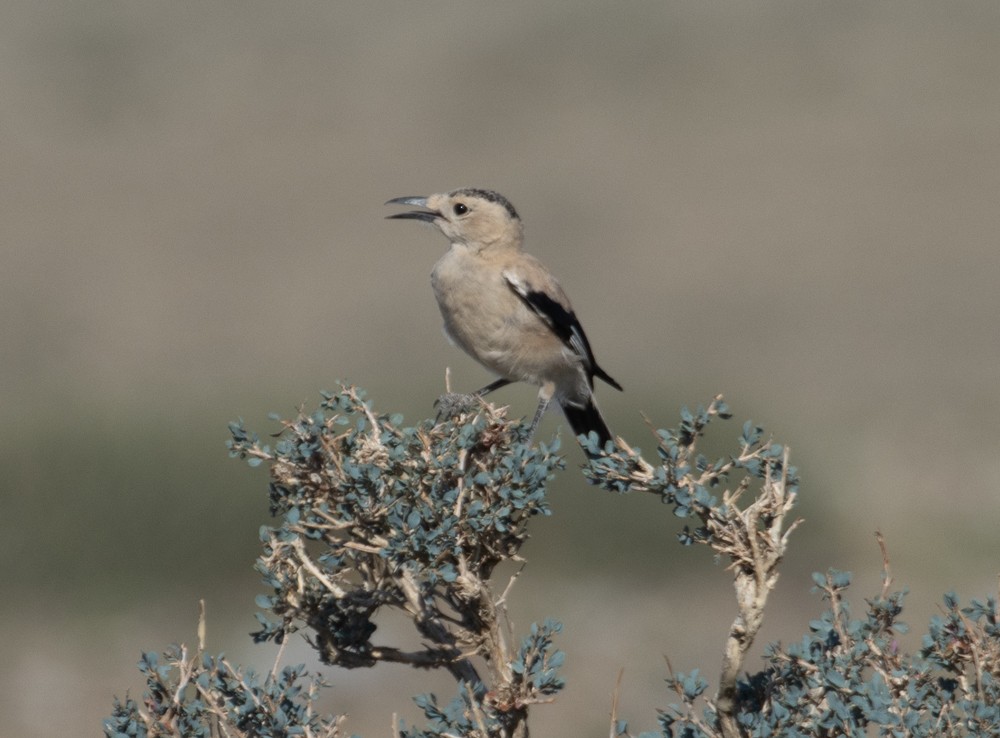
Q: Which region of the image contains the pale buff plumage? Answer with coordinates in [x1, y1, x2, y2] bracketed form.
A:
[387, 188, 621, 447]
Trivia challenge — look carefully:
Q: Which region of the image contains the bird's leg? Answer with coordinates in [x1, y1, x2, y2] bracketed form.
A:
[435, 378, 511, 421]
[524, 395, 550, 443]
[474, 378, 512, 397]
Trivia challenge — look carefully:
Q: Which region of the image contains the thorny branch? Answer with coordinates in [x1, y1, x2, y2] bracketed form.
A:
[111, 386, 1000, 738]
[585, 395, 801, 738]
[228, 385, 566, 737]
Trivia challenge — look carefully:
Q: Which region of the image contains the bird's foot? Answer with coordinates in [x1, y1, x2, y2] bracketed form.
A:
[434, 392, 483, 421]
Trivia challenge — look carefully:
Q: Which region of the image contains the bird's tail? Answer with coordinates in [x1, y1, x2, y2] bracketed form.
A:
[560, 397, 613, 451]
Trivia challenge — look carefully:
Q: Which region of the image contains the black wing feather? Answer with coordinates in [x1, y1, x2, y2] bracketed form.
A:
[504, 275, 623, 392]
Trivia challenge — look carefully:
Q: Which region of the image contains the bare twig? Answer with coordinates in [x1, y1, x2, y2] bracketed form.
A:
[197, 599, 206, 654]
[609, 667, 625, 738]
[292, 538, 347, 598]
[269, 632, 289, 683]
[875, 529, 893, 600]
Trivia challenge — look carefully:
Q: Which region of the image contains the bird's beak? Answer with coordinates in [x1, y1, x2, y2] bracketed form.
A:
[385, 196, 439, 223]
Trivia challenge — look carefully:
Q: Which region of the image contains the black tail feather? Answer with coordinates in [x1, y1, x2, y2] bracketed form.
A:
[593, 363, 623, 392]
[560, 398, 613, 450]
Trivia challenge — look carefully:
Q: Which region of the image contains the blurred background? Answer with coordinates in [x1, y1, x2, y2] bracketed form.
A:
[2, 1, 998, 735]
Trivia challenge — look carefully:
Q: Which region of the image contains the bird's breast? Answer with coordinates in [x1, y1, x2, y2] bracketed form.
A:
[430, 248, 551, 382]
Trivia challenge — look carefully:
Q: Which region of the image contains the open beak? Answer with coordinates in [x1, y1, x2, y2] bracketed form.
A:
[385, 196, 439, 223]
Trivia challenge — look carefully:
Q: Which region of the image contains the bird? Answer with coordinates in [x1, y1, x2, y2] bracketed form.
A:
[386, 187, 621, 448]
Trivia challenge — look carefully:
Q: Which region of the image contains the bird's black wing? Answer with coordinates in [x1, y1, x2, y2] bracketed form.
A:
[503, 272, 622, 391]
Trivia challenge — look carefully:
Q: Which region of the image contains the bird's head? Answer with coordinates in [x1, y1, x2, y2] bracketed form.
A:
[386, 188, 523, 250]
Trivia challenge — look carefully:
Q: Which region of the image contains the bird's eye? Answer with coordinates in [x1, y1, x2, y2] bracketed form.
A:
[453, 203, 468, 215]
